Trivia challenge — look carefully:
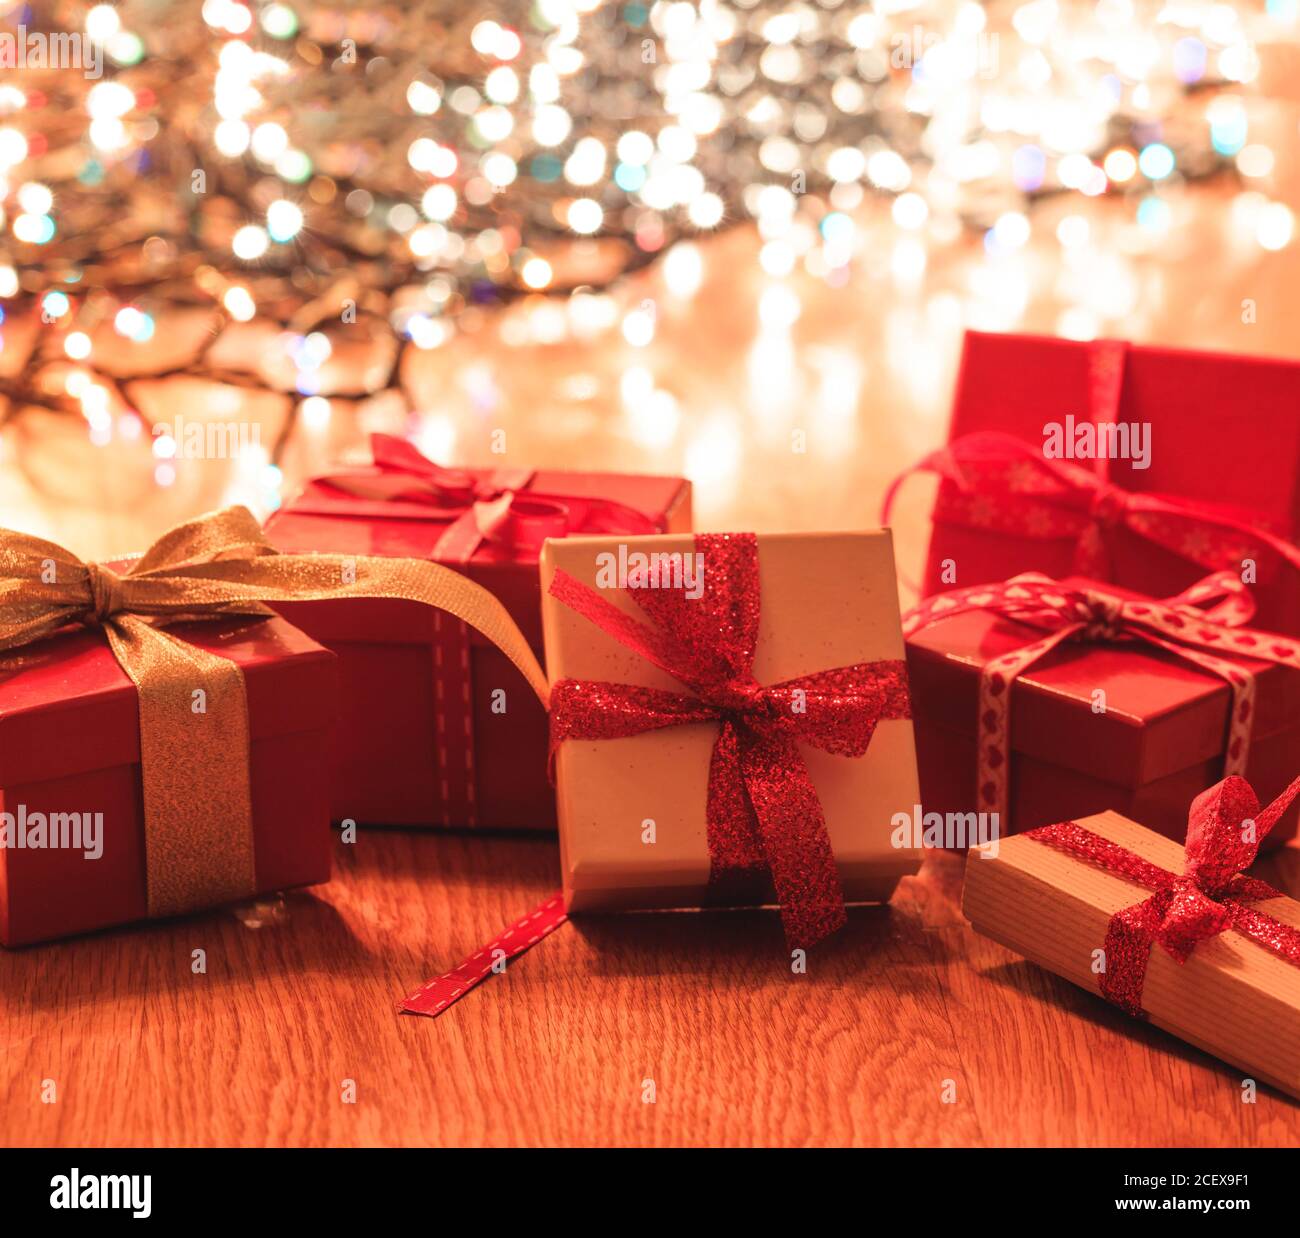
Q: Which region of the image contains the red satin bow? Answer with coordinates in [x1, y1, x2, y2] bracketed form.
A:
[316, 434, 658, 562]
[903, 570, 1300, 826]
[882, 431, 1300, 586]
[547, 532, 912, 948]
[1027, 773, 1300, 1016]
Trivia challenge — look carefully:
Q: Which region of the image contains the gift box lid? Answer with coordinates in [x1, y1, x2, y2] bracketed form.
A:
[0, 615, 336, 786]
[268, 464, 691, 560]
[949, 330, 1300, 532]
[265, 464, 691, 647]
[905, 576, 1300, 788]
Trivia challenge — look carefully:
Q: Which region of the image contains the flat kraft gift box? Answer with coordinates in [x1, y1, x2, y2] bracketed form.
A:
[0, 615, 335, 946]
[891, 331, 1300, 636]
[962, 775, 1300, 1100]
[267, 435, 691, 830]
[539, 530, 921, 940]
[904, 573, 1300, 848]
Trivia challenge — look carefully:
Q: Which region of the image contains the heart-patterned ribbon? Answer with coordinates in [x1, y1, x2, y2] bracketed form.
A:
[1026, 773, 1300, 1016]
[882, 430, 1300, 590]
[902, 571, 1300, 827]
[0, 506, 548, 919]
[546, 532, 912, 949]
[304, 434, 660, 563]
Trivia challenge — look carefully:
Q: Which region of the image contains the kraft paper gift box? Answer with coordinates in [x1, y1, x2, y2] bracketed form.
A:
[267, 435, 691, 830]
[895, 331, 1300, 636]
[538, 530, 921, 929]
[0, 616, 335, 946]
[904, 574, 1300, 848]
[962, 775, 1300, 1100]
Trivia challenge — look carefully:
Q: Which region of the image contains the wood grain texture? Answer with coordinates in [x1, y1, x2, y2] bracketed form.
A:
[2, 831, 1299, 1147]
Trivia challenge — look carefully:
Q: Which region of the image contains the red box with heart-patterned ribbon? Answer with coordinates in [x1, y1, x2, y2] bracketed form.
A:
[904, 574, 1300, 848]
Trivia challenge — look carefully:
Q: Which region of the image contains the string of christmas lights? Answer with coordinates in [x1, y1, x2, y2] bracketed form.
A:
[0, 0, 1294, 495]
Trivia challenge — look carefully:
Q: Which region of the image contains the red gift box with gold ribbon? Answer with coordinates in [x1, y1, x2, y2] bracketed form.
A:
[904, 571, 1300, 849]
[0, 504, 558, 946]
[885, 331, 1300, 637]
[266, 435, 691, 830]
[0, 615, 336, 946]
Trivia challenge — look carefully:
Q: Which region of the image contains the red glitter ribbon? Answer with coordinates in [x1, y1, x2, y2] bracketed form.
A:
[547, 532, 912, 949]
[902, 570, 1300, 827]
[313, 434, 659, 563]
[881, 430, 1300, 589]
[1026, 773, 1300, 1017]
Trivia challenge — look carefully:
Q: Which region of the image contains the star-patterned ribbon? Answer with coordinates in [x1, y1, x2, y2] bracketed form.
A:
[546, 532, 912, 949]
[1026, 773, 1300, 1017]
[881, 431, 1300, 588]
[903, 571, 1300, 827]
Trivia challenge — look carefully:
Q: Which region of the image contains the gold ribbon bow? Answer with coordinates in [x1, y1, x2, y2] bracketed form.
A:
[0, 506, 548, 919]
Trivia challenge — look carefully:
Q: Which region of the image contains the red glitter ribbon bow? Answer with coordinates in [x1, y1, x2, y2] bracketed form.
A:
[902, 570, 1300, 827]
[881, 430, 1300, 588]
[1026, 773, 1300, 1017]
[313, 434, 658, 563]
[547, 532, 912, 949]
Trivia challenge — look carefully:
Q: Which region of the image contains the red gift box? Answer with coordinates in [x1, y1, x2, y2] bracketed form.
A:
[904, 574, 1300, 849]
[898, 331, 1300, 636]
[0, 616, 336, 946]
[266, 438, 692, 829]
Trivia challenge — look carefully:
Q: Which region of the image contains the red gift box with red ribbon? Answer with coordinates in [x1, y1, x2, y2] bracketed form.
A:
[886, 331, 1300, 637]
[265, 435, 691, 830]
[904, 571, 1300, 849]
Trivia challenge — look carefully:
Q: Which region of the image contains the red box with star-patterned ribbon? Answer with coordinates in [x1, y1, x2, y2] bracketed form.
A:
[902, 331, 1300, 638]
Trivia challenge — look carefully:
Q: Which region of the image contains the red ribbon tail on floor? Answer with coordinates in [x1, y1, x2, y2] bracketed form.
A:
[398, 892, 569, 1018]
